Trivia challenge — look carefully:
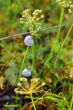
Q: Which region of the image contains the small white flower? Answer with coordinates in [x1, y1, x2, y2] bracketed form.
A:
[22, 68, 31, 77]
[24, 35, 34, 46]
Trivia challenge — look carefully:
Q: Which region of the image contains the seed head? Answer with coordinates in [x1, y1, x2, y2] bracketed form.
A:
[68, 4, 73, 13]
[24, 35, 34, 46]
[22, 68, 31, 78]
[56, 0, 72, 7]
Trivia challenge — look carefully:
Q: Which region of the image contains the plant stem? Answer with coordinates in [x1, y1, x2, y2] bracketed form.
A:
[30, 92, 36, 110]
[31, 43, 35, 72]
[69, 94, 73, 110]
[16, 46, 29, 109]
[19, 47, 29, 78]
[56, 7, 64, 41]
[54, 23, 73, 67]
[69, 86, 73, 110]
[44, 7, 64, 70]
[30, 24, 35, 74]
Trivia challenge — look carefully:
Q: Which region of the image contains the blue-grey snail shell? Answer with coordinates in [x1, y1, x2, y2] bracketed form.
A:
[24, 35, 34, 46]
[22, 68, 31, 77]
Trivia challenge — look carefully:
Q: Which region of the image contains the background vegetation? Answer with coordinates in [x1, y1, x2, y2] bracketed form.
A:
[0, 0, 73, 110]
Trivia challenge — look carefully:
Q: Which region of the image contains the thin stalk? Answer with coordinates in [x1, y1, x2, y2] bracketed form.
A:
[4, 104, 20, 108]
[69, 94, 73, 110]
[69, 86, 73, 110]
[19, 47, 29, 78]
[56, 7, 64, 41]
[31, 44, 35, 72]
[16, 47, 29, 109]
[30, 24, 35, 73]
[33, 89, 61, 104]
[30, 92, 36, 110]
[54, 23, 73, 67]
[54, 7, 64, 67]
[44, 7, 64, 71]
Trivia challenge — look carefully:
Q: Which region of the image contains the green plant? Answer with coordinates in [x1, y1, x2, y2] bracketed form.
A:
[0, 1, 73, 110]
[15, 77, 46, 110]
[16, 9, 44, 110]
[5, 61, 18, 86]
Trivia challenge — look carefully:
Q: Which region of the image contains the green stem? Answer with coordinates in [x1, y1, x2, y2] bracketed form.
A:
[54, 23, 73, 67]
[44, 7, 64, 71]
[30, 24, 35, 74]
[56, 7, 64, 41]
[30, 93, 36, 110]
[16, 46, 29, 109]
[69, 94, 73, 110]
[19, 47, 29, 78]
[69, 87, 73, 110]
[31, 43, 35, 72]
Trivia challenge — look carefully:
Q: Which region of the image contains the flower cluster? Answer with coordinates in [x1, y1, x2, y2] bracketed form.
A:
[14, 77, 46, 95]
[20, 9, 44, 33]
[32, 9, 44, 21]
[56, 0, 72, 7]
[68, 4, 73, 13]
[56, 0, 73, 14]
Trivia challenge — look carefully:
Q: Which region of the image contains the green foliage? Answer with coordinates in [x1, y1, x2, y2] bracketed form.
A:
[0, 0, 73, 110]
[5, 61, 18, 86]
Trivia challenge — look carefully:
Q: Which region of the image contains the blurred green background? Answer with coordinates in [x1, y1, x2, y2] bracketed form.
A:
[0, 0, 65, 37]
